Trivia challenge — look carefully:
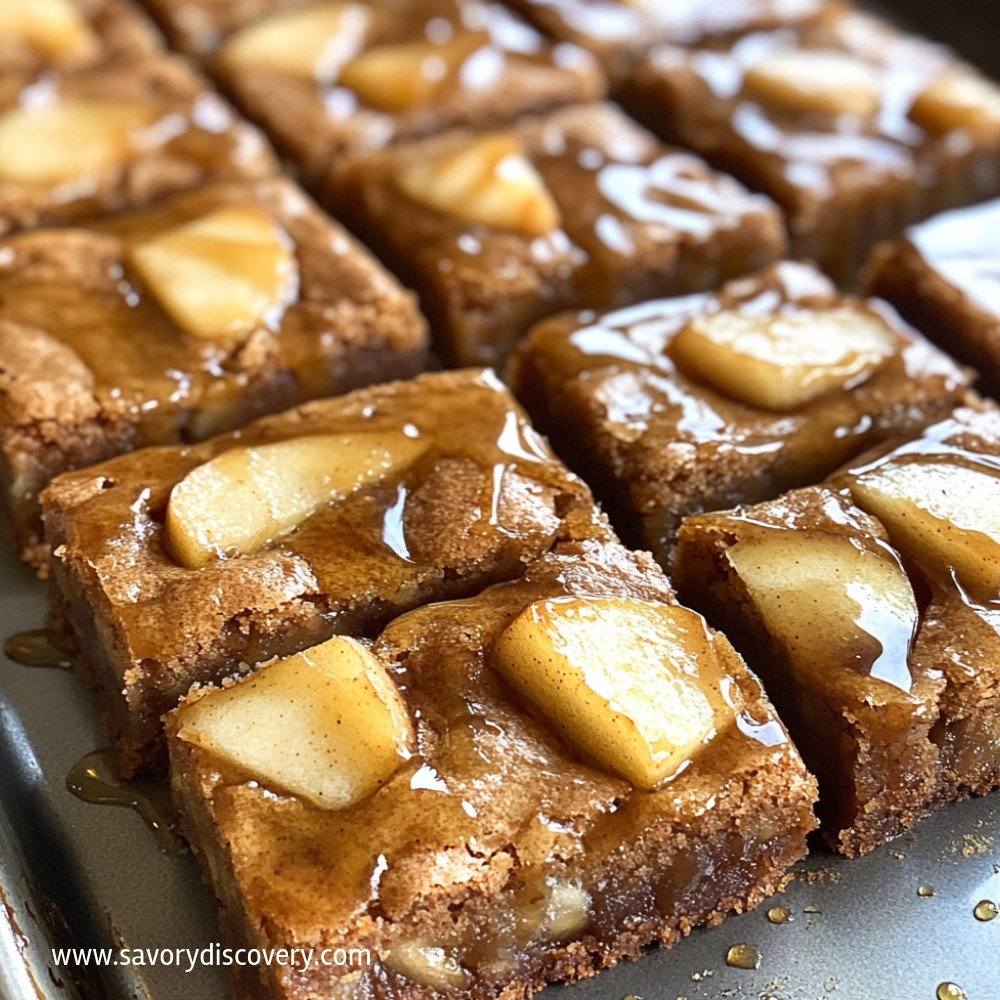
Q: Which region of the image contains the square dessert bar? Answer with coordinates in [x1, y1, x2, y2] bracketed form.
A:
[507, 260, 973, 566]
[43, 368, 614, 773]
[167, 539, 817, 1000]
[0, 176, 427, 566]
[863, 198, 1000, 398]
[0, 52, 276, 235]
[628, 0, 1000, 283]
[503, 0, 826, 84]
[0, 0, 162, 75]
[333, 101, 786, 367]
[674, 405, 1000, 855]
[200, 0, 605, 179]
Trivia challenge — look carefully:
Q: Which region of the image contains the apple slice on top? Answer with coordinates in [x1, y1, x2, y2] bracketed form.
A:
[0, 0, 97, 61]
[493, 596, 734, 788]
[173, 636, 414, 810]
[848, 457, 1000, 597]
[166, 431, 427, 567]
[0, 99, 157, 185]
[724, 529, 918, 692]
[669, 306, 897, 411]
[744, 49, 881, 117]
[128, 205, 299, 343]
[218, 2, 371, 83]
[396, 134, 560, 237]
[339, 31, 489, 112]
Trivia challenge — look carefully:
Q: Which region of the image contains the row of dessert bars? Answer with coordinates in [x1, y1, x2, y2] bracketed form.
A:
[5, 1, 1000, 1000]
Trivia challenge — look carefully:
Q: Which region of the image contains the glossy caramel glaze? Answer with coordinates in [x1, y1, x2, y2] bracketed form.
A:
[508, 260, 972, 563]
[210, 0, 605, 176]
[167, 541, 817, 999]
[631, 3, 1000, 282]
[43, 369, 611, 771]
[336, 102, 785, 366]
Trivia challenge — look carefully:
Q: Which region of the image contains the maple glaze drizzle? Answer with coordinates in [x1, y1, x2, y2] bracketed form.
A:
[66, 748, 182, 855]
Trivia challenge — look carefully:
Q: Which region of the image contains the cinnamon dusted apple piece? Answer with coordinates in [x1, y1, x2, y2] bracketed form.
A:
[0, 0, 159, 74]
[340, 31, 490, 112]
[493, 596, 734, 787]
[908, 71, 1000, 136]
[128, 205, 299, 343]
[165, 431, 427, 567]
[743, 49, 880, 117]
[847, 457, 1000, 598]
[173, 636, 414, 810]
[0, 0, 96, 63]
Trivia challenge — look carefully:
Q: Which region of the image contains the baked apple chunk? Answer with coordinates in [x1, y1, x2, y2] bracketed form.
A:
[165, 431, 427, 568]
[173, 636, 414, 810]
[128, 205, 299, 343]
[669, 306, 898, 410]
[493, 596, 734, 787]
[724, 530, 918, 692]
[847, 457, 1000, 598]
[396, 133, 560, 237]
[0, 99, 157, 186]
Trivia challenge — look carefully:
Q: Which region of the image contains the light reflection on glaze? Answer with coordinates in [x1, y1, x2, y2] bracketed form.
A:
[381, 483, 414, 562]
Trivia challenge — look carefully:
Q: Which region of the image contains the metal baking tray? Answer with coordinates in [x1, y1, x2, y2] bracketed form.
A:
[2, 2, 1000, 999]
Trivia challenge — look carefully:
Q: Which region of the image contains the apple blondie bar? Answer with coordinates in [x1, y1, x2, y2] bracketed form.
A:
[863, 197, 1000, 398]
[675, 404, 1000, 855]
[43, 369, 613, 773]
[507, 260, 973, 565]
[0, 176, 427, 567]
[628, 0, 1000, 283]
[333, 101, 785, 366]
[167, 538, 818, 1000]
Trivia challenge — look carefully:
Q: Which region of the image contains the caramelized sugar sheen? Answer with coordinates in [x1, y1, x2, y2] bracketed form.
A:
[508, 260, 971, 564]
[167, 543, 817, 1000]
[43, 369, 609, 773]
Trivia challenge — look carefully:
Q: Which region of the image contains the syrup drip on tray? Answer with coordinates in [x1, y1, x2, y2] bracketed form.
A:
[4, 629, 70, 668]
[67, 748, 182, 855]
